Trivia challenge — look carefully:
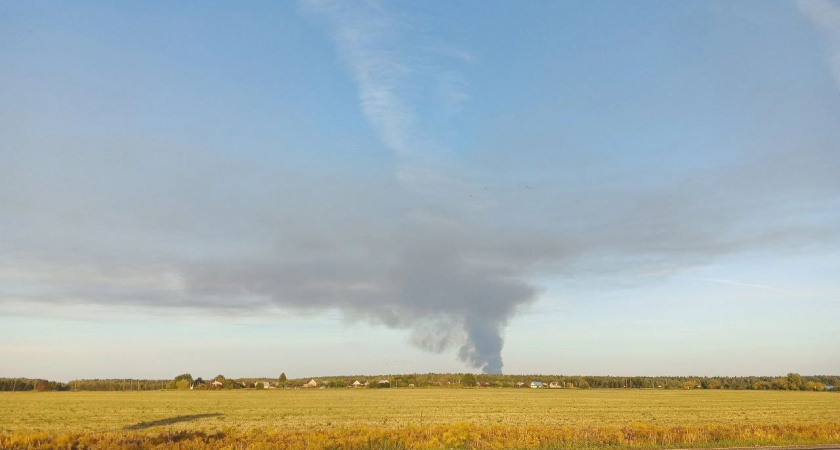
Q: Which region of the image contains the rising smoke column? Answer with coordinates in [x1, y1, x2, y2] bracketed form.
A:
[299, 0, 534, 373]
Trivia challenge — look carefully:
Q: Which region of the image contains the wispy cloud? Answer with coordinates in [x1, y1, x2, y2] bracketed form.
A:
[689, 277, 784, 292]
[798, 0, 840, 90]
[687, 277, 840, 303]
[302, 0, 472, 157]
[302, 1, 420, 156]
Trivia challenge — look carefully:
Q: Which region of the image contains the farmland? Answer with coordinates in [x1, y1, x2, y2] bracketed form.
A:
[1, 389, 839, 449]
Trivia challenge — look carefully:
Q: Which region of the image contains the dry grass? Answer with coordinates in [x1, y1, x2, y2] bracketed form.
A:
[1, 389, 838, 449]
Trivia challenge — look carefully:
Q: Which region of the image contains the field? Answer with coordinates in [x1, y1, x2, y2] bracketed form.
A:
[1, 389, 839, 449]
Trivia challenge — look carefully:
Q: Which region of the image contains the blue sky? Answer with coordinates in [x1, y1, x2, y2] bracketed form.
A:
[1, 0, 839, 380]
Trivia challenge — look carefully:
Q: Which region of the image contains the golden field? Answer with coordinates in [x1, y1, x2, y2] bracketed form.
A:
[1, 389, 838, 449]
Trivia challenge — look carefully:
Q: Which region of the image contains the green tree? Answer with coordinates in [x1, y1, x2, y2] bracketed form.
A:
[174, 373, 193, 383]
[175, 380, 191, 390]
[787, 373, 804, 391]
[804, 381, 825, 391]
[772, 378, 789, 390]
[279, 373, 287, 384]
[753, 380, 771, 390]
[461, 373, 477, 387]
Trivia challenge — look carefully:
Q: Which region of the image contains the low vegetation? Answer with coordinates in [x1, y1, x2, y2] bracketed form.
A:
[1, 389, 838, 449]
[3, 422, 840, 450]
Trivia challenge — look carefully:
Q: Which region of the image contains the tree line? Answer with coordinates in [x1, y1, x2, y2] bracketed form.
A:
[0, 378, 68, 391]
[2, 373, 836, 392]
[281, 373, 837, 391]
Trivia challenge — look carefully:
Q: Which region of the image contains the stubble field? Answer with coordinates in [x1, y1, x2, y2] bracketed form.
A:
[1, 389, 838, 449]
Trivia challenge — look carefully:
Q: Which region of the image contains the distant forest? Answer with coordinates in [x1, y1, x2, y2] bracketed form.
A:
[1, 373, 837, 392]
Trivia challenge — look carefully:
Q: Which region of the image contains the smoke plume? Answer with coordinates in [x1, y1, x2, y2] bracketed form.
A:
[1, 0, 839, 375]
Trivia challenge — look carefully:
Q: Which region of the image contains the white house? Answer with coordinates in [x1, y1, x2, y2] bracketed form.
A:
[530, 381, 544, 388]
[304, 379, 318, 388]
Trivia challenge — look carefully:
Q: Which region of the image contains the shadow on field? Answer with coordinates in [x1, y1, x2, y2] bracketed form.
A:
[124, 413, 223, 430]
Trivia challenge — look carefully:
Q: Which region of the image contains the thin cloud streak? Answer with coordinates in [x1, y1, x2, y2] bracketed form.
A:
[302, 0, 420, 156]
[798, 0, 840, 90]
[689, 278, 784, 292]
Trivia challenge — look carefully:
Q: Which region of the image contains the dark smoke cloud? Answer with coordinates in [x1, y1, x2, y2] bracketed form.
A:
[2, 1, 840, 374]
[2, 138, 838, 373]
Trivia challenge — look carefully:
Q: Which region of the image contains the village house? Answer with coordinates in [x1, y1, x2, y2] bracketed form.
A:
[549, 382, 562, 389]
[304, 379, 317, 388]
[530, 381, 544, 388]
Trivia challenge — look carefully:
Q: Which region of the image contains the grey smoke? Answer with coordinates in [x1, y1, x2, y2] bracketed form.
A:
[2, 1, 840, 374]
[2, 137, 838, 373]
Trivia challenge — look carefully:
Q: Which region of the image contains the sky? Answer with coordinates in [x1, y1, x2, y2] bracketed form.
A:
[1, 0, 839, 380]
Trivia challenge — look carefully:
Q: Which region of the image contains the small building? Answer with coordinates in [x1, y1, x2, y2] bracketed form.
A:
[377, 379, 391, 388]
[516, 382, 525, 388]
[549, 382, 562, 389]
[530, 381, 544, 389]
[211, 380, 223, 388]
[475, 381, 490, 387]
[304, 379, 318, 388]
[352, 380, 362, 388]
